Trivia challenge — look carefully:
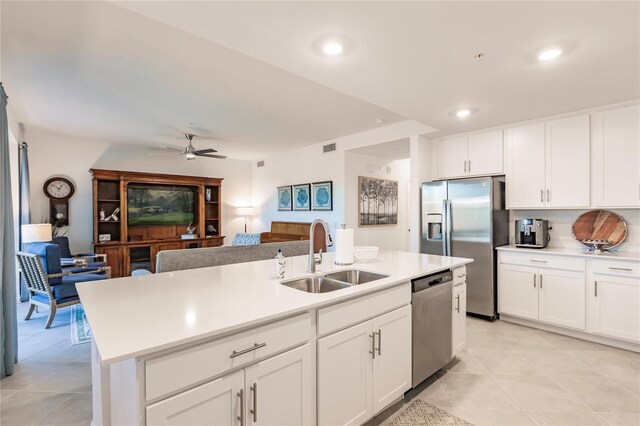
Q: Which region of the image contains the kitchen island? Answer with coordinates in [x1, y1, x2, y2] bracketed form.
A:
[77, 250, 472, 426]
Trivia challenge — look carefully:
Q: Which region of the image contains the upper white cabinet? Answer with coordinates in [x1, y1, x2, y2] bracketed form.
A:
[504, 123, 547, 208]
[545, 115, 591, 207]
[591, 105, 640, 207]
[437, 130, 503, 179]
[505, 114, 590, 209]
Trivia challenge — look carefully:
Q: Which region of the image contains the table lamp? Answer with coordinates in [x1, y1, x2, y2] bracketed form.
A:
[236, 207, 254, 233]
[22, 223, 52, 243]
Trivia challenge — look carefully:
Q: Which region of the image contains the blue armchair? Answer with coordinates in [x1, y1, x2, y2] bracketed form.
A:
[17, 243, 111, 328]
[51, 236, 106, 272]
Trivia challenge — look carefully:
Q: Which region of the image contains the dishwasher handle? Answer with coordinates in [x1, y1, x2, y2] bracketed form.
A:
[412, 270, 453, 293]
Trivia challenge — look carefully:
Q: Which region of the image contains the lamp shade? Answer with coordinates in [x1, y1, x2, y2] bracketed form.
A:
[236, 207, 254, 217]
[22, 223, 52, 243]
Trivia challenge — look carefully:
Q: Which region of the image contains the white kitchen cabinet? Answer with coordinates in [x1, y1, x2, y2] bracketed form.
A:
[505, 123, 546, 208]
[452, 283, 467, 356]
[467, 131, 504, 176]
[545, 115, 590, 207]
[498, 264, 539, 320]
[318, 320, 373, 426]
[371, 305, 412, 413]
[146, 370, 244, 426]
[318, 305, 412, 426]
[437, 131, 503, 179]
[592, 105, 640, 207]
[587, 272, 640, 343]
[244, 344, 312, 426]
[538, 269, 586, 330]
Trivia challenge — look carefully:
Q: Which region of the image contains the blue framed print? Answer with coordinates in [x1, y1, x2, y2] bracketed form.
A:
[312, 181, 333, 211]
[293, 184, 311, 211]
[277, 186, 292, 211]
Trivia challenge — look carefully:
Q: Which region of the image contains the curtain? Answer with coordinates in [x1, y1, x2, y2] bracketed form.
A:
[18, 141, 30, 301]
[0, 82, 18, 377]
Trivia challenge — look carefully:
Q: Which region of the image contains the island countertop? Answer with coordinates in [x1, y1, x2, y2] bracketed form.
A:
[76, 250, 472, 365]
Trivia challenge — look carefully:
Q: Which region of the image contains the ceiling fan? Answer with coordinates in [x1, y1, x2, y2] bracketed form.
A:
[153, 133, 227, 160]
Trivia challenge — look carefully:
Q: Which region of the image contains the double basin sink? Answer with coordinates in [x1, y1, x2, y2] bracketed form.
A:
[281, 269, 389, 293]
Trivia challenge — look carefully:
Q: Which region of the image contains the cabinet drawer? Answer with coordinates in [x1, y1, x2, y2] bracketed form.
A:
[145, 313, 310, 401]
[453, 266, 467, 286]
[317, 284, 410, 336]
[499, 251, 585, 272]
[590, 260, 640, 278]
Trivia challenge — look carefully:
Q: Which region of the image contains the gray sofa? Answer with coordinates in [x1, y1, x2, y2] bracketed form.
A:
[156, 240, 309, 273]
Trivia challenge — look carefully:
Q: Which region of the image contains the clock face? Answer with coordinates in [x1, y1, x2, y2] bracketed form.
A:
[45, 179, 73, 199]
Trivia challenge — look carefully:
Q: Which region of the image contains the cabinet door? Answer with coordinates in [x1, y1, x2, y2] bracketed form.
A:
[538, 269, 585, 330]
[545, 115, 590, 207]
[96, 246, 122, 278]
[587, 275, 640, 342]
[505, 123, 546, 208]
[244, 345, 312, 426]
[437, 136, 468, 179]
[318, 321, 373, 426]
[498, 264, 539, 320]
[592, 105, 640, 207]
[146, 370, 243, 426]
[371, 306, 412, 414]
[467, 130, 504, 176]
[452, 283, 467, 356]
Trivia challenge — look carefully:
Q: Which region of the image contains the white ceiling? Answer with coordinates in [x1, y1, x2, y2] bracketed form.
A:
[3, 1, 639, 160]
[351, 138, 410, 161]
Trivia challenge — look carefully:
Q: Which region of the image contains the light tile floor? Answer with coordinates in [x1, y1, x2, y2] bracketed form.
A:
[367, 316, 640, 426]
[2, 304, 639, 426]
[1, 302, 92, 426]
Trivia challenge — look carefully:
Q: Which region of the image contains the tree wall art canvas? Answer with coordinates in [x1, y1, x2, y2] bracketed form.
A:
[358, 176, 398, 227]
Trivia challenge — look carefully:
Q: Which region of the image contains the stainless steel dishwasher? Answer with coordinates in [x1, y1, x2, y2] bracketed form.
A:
[411, 269, 453, 387]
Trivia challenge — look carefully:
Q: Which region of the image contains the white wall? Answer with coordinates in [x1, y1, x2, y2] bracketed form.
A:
[251, 120, 437, 248]
[344, 151, 410, 251]
[510, 209, 640, 254]
[25, 126, 253, 253]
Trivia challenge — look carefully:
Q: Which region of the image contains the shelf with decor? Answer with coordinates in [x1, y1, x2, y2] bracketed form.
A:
[91, 169, 225, 277]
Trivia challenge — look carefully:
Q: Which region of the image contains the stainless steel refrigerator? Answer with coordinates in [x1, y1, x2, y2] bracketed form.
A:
[420, 176, 509, 318]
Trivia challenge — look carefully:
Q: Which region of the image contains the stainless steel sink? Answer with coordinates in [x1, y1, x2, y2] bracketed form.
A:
[281, 277, 351, 293]
[323, 270, 390, 285]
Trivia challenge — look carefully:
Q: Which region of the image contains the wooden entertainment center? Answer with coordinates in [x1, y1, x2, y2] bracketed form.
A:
[91, 169, 225, 277]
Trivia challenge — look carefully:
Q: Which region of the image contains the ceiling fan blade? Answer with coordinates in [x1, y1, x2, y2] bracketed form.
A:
[196, 153, 227, 159]
[159, 145, 185, 152]
[194, 148, 218, 154]
[150, 152, 181, 156]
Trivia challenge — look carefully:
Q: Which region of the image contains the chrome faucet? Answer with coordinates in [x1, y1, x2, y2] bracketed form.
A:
[308, 219, 333, 273]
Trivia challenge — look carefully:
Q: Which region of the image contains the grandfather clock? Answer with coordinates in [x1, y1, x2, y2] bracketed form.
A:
[43, 177, 75, 227]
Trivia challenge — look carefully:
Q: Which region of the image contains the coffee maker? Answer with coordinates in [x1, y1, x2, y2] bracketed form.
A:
[515, 219, 550, 248]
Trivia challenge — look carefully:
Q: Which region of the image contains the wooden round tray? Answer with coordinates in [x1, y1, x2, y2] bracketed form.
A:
[572, 210, 627, 251]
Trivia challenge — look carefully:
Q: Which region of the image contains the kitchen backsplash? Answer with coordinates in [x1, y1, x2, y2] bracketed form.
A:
[508, 209, 640, 253]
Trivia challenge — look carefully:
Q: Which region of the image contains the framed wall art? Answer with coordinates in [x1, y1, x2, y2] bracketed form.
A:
[293, 184, 311, 211]
[358, 176, 398, 227]
[277, 186, 293, 211]
[312, 181, 333, 211]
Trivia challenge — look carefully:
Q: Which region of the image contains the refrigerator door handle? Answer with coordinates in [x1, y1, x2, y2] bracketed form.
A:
[443, 199, 452, 256]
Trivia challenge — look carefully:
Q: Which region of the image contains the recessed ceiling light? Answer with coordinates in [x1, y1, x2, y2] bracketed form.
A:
[538, 48, 562, 61]
[456, 109, 471, 118]
[323, 42, 343, 56]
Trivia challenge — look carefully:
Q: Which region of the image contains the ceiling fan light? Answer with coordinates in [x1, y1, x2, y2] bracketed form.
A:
[185, 152, 196, 160]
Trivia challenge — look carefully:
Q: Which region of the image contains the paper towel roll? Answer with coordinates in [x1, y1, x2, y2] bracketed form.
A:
[334, 228, 354, 265]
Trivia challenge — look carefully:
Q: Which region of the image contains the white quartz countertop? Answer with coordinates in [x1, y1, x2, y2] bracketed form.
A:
[77, 250, 472, 365]
[496, 245, 640, 262]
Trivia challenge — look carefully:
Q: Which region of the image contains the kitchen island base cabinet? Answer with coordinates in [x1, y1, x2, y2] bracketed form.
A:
[452, 282, 467, 356]
[146, 344, 312, 426]
[318, 305, 412, 426]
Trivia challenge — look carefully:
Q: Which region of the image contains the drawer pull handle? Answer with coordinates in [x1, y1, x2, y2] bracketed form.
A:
[529, 259, 547, 263]
[609, 267, 632, 272]
[237, 389, 245, 426]
[250, 383, 258, 422]
[457, 273, 468, 278]
[230, 342, 266, 359]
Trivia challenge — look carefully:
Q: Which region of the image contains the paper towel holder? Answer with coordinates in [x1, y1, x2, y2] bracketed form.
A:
[334, 224, 354, 266]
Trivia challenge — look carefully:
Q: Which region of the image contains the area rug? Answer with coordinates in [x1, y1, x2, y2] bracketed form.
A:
[71, 304, 92, 345]
[389, 400, 473, 426]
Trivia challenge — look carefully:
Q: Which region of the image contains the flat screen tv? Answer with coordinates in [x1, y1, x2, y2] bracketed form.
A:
[127, 186, 195, 226]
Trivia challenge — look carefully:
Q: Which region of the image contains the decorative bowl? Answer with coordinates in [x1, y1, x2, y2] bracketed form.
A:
[353, 246, 379, 262]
